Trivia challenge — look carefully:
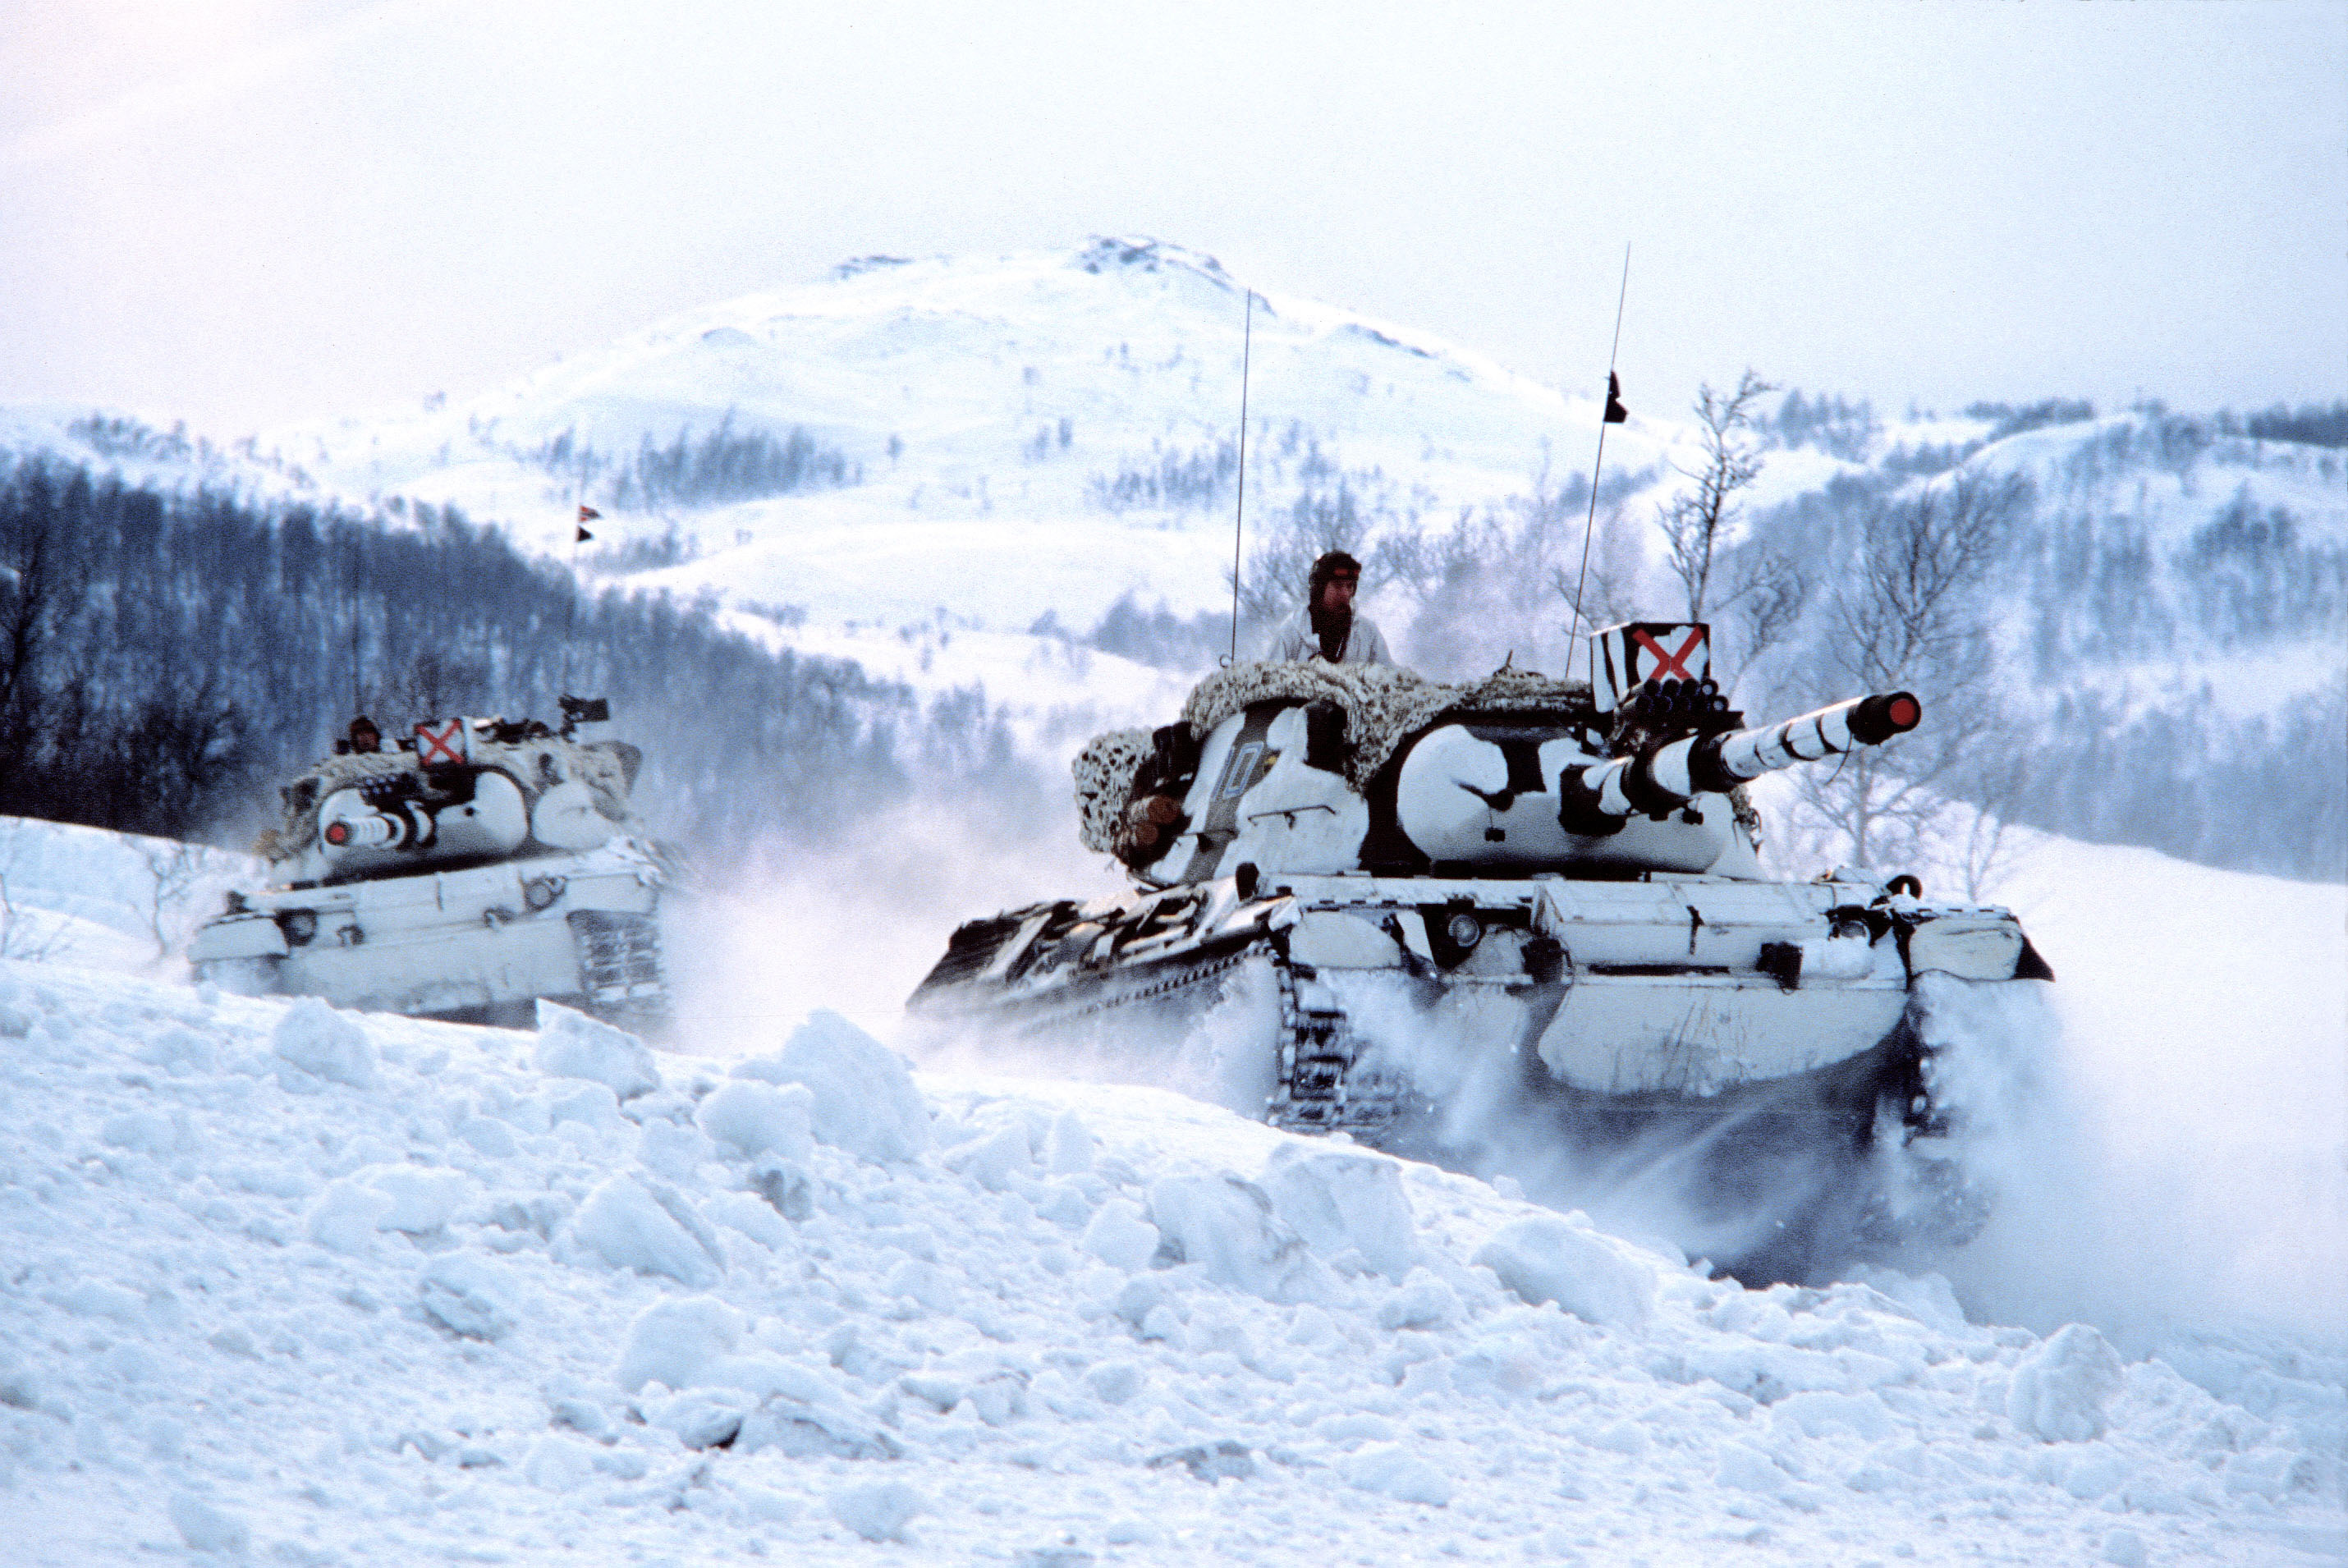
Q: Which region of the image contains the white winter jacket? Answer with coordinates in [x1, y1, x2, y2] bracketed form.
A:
[1261, 606, 1393, 667]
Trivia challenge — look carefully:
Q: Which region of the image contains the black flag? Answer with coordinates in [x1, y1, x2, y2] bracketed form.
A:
[1603, 372, 1629, 424]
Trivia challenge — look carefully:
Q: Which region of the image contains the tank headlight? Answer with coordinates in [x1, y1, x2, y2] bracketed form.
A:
[523, 876, 564, 911]
[1445, 911, 1484, 950]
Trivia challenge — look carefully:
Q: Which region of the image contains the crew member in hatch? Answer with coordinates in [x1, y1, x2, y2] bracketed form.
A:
[1261, 549, 1392, 666]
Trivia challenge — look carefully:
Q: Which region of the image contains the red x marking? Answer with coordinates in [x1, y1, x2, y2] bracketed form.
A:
[415, 718, 465, 767]
[1631, 626, 1706, 683]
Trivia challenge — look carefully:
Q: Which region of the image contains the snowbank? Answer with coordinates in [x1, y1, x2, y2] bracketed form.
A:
[0, 815, 259, 974]
[1, 956, 2338, 1566]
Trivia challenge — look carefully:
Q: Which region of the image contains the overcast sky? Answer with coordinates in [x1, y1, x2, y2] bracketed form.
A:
[3, 1, 2341, 436]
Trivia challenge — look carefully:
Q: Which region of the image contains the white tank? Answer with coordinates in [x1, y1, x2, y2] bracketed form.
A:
[188, 702, 676, 1029]
[914, 629, 2052, 1286]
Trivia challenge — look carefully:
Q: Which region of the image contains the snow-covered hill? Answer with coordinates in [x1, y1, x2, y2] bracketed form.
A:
[276, 238, 1658, 630]
[1958, 413, 2348, 721]
[298, 241, 1634, 610]
[0, 815, 2341, 1566]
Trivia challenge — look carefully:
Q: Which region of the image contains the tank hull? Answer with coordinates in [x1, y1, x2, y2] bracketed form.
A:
[187, 840, 671, 1028]
[909, 869, 2049, 1281]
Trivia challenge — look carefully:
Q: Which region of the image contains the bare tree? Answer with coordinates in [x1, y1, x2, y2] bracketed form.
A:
[1712, 546, 1812, 699]
[138, 837, 207, 964]
[1942, 746, 2036, 901]
[0, 490, 69, 775]
[0, 823, 68, 962]
[1789, 470, 2034, 871]
[368, 649, 491, 731]
[1658, 370, 1777, 622]
[1552, 508, 1648, 645]
[1373, 470, 1652, 681]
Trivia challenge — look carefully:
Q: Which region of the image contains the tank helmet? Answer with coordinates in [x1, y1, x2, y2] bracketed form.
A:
[348, 715, 381, 749]
[1309, 550, 1362, 597]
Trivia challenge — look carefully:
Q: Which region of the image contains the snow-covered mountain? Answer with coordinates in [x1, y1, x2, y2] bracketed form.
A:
[0, 814, 2340, 1566]
[274, 237, 1666, 630]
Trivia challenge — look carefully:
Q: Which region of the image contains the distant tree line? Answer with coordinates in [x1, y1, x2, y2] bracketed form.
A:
[1086, 438, 1237, 512]
[1759, 388, 1879, 462]
[2033, 680, 2346, 881]
[1030, 595, 1231, 672]
[0, 460, 1033, 854]
[530, 413, 858, 512]
[2216, 401, 2348, 449]
[1962, 399, 2099, 442]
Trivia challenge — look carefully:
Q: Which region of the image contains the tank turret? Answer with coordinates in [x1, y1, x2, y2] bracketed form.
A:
[188, 699, 674, 1028]
[1076, 627, 1920, 889]
[911, 622, 2054, 1284]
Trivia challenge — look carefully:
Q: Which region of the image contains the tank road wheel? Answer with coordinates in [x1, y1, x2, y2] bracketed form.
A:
[568, 910, 670, 1031]
[199, 956, 283, 997]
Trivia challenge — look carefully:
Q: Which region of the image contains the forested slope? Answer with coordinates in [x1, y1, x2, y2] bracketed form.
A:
[0, 461, 1037, 854]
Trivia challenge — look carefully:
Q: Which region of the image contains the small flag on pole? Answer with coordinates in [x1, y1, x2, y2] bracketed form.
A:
[1603, 372, 1629, 424]
[576, 503, 598, 543]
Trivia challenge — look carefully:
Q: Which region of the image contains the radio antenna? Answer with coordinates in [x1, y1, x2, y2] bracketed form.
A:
[347, 522, 364, 718]
[1227, 287, 1254, 664]
[1568, 243, 1632, 684]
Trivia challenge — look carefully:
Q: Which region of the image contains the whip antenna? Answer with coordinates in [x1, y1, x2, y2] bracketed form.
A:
[1227, 288, 1254, 664]
[1569, 243, 1632, 683]
[348, 523, 364, 717]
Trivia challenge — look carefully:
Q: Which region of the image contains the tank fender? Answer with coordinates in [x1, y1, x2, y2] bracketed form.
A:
[1893, 909, 2033, 982]
[1258, 896, 1301, 933]
[555, 870, 659, 915]
[1284, 908, 1406, 969]
[187, 912, 289, 962]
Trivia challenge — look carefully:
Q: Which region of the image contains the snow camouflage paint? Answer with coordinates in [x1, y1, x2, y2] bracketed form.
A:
[1, 815, 2341, 1566]
[915, 647, 2034, 1286]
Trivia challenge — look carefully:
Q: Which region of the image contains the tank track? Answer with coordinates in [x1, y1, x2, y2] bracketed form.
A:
[1262, 957, 1425, 1142]
[569, 910, 669, 1028]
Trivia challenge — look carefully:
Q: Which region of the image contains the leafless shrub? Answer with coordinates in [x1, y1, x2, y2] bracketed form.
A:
[1658, 370, 1776, 623]
[1786, 470, 2035, 871]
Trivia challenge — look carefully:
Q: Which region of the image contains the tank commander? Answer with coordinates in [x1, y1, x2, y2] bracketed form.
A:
[1262, 549, 1392, 667]
[337, 715, 384, 756]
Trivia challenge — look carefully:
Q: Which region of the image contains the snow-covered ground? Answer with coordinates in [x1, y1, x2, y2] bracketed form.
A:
[0, 818, 260, 979]
[1, 816, 2341, 1566]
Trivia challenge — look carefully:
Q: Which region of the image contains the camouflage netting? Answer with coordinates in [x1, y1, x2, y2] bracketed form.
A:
[1071, 662, 1595, 855]
[255, 736, 640, 864]
[1180, 662, 1594, 791]
[1072, 729, 1157, 856]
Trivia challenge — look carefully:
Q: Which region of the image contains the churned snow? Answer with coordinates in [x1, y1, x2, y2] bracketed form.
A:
[1, 819, 2343, 1565]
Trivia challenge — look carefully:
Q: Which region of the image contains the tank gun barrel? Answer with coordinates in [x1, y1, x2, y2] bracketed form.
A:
[1562, 693, 1921, 830]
